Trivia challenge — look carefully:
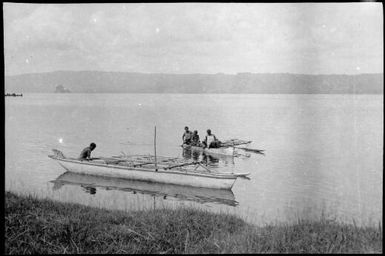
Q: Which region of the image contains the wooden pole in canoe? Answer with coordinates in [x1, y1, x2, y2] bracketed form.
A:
[154, 126, 158, 171]
[231, 141, 235, 173]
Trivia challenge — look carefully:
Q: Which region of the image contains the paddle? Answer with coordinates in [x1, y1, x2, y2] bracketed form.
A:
[234, 147, 265, 155]
[217, 140, 265, 155]
[238, 175, 251, 180]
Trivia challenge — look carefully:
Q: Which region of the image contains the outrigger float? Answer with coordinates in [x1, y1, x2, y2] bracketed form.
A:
[49, 149, 250, 190]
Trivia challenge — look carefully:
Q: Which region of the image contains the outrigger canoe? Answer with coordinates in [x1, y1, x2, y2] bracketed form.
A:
[49, 149, 250, 190]
[182, 144, 238, 157]
[51, 172, 238, 206]
[182, 139, 255, 157]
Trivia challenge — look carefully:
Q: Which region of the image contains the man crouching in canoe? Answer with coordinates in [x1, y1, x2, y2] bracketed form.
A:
[79, 143, 96, 160]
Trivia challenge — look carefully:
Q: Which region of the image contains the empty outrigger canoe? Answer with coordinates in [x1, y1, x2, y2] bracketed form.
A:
[49, 149, 250, 190]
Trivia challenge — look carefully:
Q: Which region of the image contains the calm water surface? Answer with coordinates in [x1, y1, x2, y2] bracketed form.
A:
[5, 93, 383, 227]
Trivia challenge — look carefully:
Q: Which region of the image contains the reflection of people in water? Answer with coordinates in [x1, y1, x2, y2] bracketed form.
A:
[182, 148, 200, 161]
[202, 153, 219, 165]
[52, 182, 64, 191]
[82, 185, 96, 195]
[192, 151, 200, 161]
[182, 147, 192, 160]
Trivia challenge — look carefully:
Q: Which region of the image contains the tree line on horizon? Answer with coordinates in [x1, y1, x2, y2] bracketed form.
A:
[4, 71, 383, 94]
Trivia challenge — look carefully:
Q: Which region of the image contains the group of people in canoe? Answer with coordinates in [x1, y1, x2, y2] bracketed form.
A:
[182, 126, 221, 148]
[79, 126, 222, 161]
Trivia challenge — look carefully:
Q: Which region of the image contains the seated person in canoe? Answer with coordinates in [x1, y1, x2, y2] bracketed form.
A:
[191, 130, 202, 147]
[182, 126, 193, 145]
[203, 129, 221, 148]
[79, 142, 96, 160]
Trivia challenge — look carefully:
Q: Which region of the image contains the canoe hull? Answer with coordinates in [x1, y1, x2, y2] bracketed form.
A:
[52, 157, 237, 190]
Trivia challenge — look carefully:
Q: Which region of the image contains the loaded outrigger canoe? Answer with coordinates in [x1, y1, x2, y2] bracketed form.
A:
[49, 149, 250, 190]
[182, 144, 238, 157]
[182, 139, 264, 157]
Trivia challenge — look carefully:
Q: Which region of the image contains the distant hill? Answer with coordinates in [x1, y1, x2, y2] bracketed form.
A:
[4, 71, 383, 94]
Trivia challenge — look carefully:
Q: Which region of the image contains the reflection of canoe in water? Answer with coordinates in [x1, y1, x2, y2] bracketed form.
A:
[49, 149, 249, 190]
[51, 172, 238, 206]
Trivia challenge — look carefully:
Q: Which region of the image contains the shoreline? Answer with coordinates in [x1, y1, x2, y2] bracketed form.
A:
[5, 191, 382, 254]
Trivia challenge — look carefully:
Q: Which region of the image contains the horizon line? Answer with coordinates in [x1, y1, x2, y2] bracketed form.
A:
[5, 70, 384, 77]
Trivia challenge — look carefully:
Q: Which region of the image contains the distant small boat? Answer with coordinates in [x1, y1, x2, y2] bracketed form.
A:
[48, 149, 250, 190]
[51, 172, 238, 206]
[5, 93, 23, 97]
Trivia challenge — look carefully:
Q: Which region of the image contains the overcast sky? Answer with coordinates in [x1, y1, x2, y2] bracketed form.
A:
[3, 3, 383, 75]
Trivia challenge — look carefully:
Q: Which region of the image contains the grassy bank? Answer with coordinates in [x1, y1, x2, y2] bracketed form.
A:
[5, 191, 382, 254]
